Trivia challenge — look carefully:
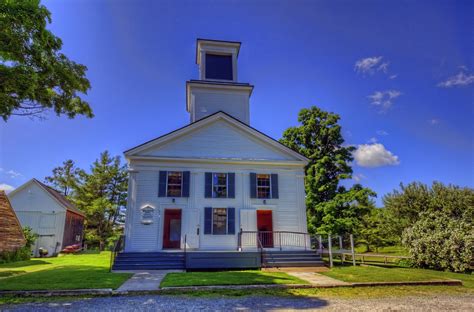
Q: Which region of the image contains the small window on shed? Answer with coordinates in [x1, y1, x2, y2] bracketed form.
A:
[205, 54, 233, 80]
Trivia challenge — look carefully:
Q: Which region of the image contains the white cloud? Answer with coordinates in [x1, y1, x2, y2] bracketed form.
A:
[376, 130, 389, 136]
[437, 71, 474, 88]
[378, 62, 390, 73]
[0, 183, 15, 193]
[6, 170, 22, 179]
[429, 118, 440, 125]
[353, 173, 366, 182]
[367, 90, 402, 111]
[368, 137, 378, 143]
[389, 74, 398, 79]
[355, 56, 385, 75]
[353, 143, 400, 167]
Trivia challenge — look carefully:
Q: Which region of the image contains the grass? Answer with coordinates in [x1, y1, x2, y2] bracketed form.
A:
[321, 266, 474, 288]
[0, 252, 131, 291]
[160, 270, 308, 287]
[354, 245, 408, 256]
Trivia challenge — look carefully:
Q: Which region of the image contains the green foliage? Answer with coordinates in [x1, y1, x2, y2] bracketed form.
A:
[73, 151, 128, 250]
[358, 208, 400, 252]
[0, 0, 92, 120]
[22, 226, 37, 249]
[0, 246, 30, 264]
[280, 106, 376, 234]
[386, 182, 474, 272]
[402, 212, 473, 273]
[44, 160, 84, 196]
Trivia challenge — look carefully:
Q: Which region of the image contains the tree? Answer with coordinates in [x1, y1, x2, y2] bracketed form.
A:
[44, 159, 83, 196]
[280, 106, 376, 234]
[386, 182, 473, 272]
[358, 208, 399, 252]
[0, 0, 93, 120]
[73, 151, 128, 250]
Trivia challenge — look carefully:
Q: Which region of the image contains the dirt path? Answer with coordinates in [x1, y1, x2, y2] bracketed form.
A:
[2, 294, 473, 311]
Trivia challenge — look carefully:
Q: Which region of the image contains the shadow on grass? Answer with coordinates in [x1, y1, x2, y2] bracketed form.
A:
[0, 271, 27, 278]
[0, 265, 131, 291]
[0, 260, 50, 269]
[161, 271, 307, 288]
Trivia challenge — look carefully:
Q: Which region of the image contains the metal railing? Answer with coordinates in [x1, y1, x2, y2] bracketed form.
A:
[109, 234, 125, 272]
[183, 234, 187, 270]
[238, 230, 311, 251]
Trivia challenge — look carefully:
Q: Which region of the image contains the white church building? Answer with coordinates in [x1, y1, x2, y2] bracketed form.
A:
[114, 39, 323, 270]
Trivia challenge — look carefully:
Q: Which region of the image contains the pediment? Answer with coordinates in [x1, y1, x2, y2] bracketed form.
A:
[125, 113, 307, 163]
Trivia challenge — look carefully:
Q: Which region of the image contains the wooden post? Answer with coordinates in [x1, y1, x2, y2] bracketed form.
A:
[328, 234, 333, 268]
[350, 234, 356, 266]
[338, 235, 343, 250]
[318, 235, 323, 254]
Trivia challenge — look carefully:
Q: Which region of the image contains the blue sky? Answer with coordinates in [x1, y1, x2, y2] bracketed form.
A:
[1, 0, 473, 205]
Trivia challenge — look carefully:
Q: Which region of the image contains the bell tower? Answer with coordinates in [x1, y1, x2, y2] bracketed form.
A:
[186, 39, 253, 124]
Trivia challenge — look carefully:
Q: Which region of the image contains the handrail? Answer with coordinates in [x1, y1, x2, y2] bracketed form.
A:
[109, 234, 124, 272]
[183, 234, 187, 270]
[255, 232, 265, 268]
[240, 230, 310, 251]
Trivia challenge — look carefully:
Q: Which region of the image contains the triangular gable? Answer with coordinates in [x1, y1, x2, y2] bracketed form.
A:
[125, 112, 308, 163]
[9, 179, 85, 217]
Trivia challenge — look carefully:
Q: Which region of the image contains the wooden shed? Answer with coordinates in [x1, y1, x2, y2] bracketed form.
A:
[8, 179, 85, 257]
[0, 191, 26, 253]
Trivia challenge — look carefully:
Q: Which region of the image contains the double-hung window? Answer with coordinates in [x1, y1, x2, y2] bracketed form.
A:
[204, 207, 235, 235]
[250, 173, 279, 199]
[256, 174, 271, 199]
[212, 173, 228, 198]
[166, 171, 182, 197]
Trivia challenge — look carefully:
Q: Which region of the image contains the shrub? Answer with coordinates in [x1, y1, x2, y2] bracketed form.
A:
[402, 212, 473, 273]
[22, 226, 38, 248]
[0, 246, 31, 264]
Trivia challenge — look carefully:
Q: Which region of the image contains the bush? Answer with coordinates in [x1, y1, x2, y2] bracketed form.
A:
[402, 212, 473, 273]
[0, 246, 31, 264]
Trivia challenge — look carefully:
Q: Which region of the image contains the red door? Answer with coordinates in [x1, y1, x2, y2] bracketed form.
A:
[163, 209, 182, 249]
[257, 210, 273, 248]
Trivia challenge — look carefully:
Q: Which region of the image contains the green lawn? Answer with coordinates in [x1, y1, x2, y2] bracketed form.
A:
[321, 266, 474, 288]
[355, 245, 408, 256]
[0, 252, 131, 291]
[160, 271, 308, 287]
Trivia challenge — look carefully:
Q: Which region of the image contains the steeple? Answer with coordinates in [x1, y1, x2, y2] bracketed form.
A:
[186, 39, 253, 124]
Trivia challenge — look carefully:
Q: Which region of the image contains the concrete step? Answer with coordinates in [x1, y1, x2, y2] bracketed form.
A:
[263, 261, 325, 267]
[113, 264, 184, 270]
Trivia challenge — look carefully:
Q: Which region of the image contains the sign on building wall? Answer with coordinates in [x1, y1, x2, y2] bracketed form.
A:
[141, 206, 155, 225]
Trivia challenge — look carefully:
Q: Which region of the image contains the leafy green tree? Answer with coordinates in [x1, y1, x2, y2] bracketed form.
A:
[280, 106, 376, 234]
[358, 208, 399, 252]
[386, 182, 473, 272]
[73, 151, 128, 250]
[0, 0, 92, 120]
[45, 160, 84, 196]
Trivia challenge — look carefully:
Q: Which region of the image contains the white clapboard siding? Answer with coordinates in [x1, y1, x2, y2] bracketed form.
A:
[8, 182, 67, 256]
[192, 89, 249, 124]
[141, 119, 294, 161]
[124, 162, 307, 252]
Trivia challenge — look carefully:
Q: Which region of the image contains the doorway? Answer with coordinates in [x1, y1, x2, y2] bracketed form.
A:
[163, 209, 182, 249]
[257, 210, 273, 248]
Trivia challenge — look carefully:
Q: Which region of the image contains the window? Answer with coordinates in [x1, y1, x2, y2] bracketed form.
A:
[205, 54, 233, 80]
[257, 174, 271, 199]
[212, 173, 228, 198]
[212, 208, 227, 235]
[167, 171, 182, 197]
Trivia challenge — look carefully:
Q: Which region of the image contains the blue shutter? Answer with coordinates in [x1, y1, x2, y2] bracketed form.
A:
[271, 174, 279, 199]
[250, 173, 257, 198]
[158, 171, 167, 197]
[227, 207, 235, 234]
[204, 207, 212, 234]
[182, 171, 190, 197]
[227, 173, 235, 198]
[205, 172, 212, 198]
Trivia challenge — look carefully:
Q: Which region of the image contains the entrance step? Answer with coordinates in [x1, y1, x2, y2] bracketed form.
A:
[263, 251, 325, 268]
[112, 252, 185, 270]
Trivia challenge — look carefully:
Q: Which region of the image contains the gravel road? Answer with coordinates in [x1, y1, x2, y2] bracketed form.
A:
[1, 294, 473, 311]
